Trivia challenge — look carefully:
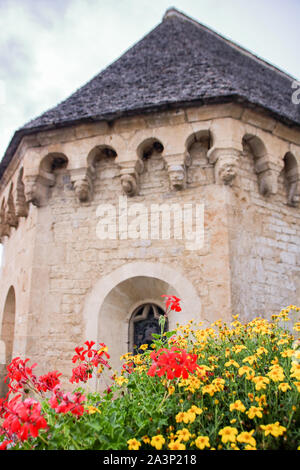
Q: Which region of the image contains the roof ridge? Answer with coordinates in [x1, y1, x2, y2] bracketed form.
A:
[162, 7, 297, 82]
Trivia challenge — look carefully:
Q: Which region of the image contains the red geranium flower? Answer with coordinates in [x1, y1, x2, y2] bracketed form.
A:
[147, 346, 199, 380]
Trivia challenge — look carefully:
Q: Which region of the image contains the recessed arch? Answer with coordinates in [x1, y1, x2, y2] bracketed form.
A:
[136, 138, 164, 160]
[0, 286, 16, 397]
[82, 261, 202, 387]
[40, 152, 68, 173]
[87, 145, 118, 167]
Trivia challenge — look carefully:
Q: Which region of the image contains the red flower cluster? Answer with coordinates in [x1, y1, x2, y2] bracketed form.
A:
[147, 346, 199, 380]
[5, 357, 62, 395]
[1, 395, 47, 441]
[37, 371, 62, 393]
[161, 295, 182, 313]
[5, 357, 38, 394]
[70, 341, 111, 384]
[49, 385, 85, 417]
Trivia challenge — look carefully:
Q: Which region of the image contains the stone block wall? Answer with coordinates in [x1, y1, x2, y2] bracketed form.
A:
[0, 103, 299, 388]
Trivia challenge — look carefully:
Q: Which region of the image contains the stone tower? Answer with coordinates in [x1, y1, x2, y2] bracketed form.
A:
[0, 8, 300, 392]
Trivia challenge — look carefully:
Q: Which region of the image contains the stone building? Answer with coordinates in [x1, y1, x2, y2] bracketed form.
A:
[0, 8, 300, 393]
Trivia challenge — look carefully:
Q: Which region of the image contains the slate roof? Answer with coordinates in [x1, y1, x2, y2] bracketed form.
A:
[1, 7, 300, 180]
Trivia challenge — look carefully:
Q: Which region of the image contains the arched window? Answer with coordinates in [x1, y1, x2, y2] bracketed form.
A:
[129, 303, 167, 353]
[0, 286, 16, 397]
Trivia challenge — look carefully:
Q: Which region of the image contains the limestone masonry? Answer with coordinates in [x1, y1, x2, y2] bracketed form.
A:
[0, 8, 299, 393]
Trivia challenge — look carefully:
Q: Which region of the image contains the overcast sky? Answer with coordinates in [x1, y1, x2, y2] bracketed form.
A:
[0, 0, 300, 162]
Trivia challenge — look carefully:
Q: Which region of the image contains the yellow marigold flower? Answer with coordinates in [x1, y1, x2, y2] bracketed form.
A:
[260, 422, 286, 437]
[277, 339, 289, 345]
[176, 428, 191, 442]
[239, 366, 255, 379]
[218, 426, 238, 444]
[248, 393, 254, 402]
[246, 406, 263, 419]
[114, 376, 129, 386]
[280, 349, 294, 358]
[230, 419, 237, 424]
[225, 359, 240, 368]
[256, 347, 268, 356]
[237, 430, 256, 448]
[127, 438, 141, 450]
[255, 395, 267, 407]
[293, 381, 300, 392]
[175, 412, 185, 423]
[195, 436, 210, 450]
[120, 352, 132, 361]
[202, 384, 216, 397]
[290, 363, 300, 380]
[244, 445, 257, 450]
[278, 382, 291, 392]
[242, 355, 257, 365]
[189, 405, 203, 415]
[252, 375, 270, 391]
[267, 366, 285, 382]
[232, 345, 247, 354]
[138, 344, 148, 351]
[86, 406, 101, 415]
[142, 435, 150, 444]
[150, 435, 165, 450]
[168, 440, 186, 450]
[229, 400, 246, 413]
[168, 385, 175, 395]
[175, 411, 196, 424]
[271, 357, 279, 365]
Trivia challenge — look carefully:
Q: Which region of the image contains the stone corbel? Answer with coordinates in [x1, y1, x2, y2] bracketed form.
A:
[6, 187, 18, 228]
[0, 203, 10, 239]
[24, 170, 56, 207]
[120, 159, 144, 197]
[15, 170, 29, 218]
[254, 157, 280, 197]
[166, 154, 191, 190]
[71, 165, 96, 203]
[207, 147, 240, 186]
[285, 166, 300, 207]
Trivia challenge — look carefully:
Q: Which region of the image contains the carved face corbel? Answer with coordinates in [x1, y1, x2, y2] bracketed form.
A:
[285, 166, 300, 207]
[24, 170, 56, 207]
[120, 159, 144, 197]
[255, 157, 280, 197]
[166, 154, 191, 190]
[72, 166, 95, 203]
[208, 147, 240, 186]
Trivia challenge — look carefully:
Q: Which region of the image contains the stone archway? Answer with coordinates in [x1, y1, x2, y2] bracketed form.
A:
[83, 261, 202, 387]
[0, 286, 16, 397]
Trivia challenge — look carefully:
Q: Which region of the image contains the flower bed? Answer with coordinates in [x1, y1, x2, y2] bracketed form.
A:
[0, 297, 299, 450]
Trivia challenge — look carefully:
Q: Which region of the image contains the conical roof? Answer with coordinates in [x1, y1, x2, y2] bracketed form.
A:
[1, 7, 299, 179]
